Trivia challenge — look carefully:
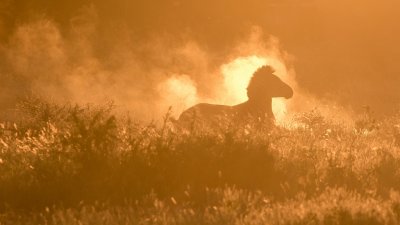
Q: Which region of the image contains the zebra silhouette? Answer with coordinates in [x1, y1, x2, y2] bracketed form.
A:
[177, 65, 293, 131]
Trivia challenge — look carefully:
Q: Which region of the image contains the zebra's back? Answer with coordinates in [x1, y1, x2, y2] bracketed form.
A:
[177, 103, 234, 131]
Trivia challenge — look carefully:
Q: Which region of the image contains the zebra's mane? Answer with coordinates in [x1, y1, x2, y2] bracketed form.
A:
[247, 65, 275, 99]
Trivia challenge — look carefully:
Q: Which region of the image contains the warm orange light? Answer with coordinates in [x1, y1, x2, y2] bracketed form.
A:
[159, 55, 294, 123]
[158, 74, 198, 118]
[220, 55, 292, 124]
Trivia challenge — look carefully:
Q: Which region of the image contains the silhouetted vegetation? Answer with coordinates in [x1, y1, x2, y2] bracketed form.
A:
[1, 99, 400, 224]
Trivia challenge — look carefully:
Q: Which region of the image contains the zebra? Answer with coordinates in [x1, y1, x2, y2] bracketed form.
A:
[177, 65, 293, 132]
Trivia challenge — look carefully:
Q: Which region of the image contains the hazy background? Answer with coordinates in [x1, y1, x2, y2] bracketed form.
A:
[1, 0, 399, 120]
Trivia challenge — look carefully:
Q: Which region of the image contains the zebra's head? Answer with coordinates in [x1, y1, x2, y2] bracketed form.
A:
[247, 65, 293, 101]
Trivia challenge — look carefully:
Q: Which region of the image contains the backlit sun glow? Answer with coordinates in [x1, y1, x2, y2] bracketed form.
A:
[220, 55, 292, 124]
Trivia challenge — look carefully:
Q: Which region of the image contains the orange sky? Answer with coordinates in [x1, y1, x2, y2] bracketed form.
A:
[1, 0, 400, 114]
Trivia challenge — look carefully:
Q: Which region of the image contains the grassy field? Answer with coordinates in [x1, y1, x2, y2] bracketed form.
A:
[1, 98, 400, 224]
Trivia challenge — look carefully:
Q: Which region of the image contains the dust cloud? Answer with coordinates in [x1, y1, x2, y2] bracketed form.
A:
[0, 6, 308, 122]
[2, 1, 398, 122]
[0, 6, 215, 120]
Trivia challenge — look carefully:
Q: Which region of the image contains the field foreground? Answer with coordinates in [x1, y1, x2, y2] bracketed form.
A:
[1, 100, 400, 224]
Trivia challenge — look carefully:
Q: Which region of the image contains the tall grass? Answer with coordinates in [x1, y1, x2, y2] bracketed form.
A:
[1, 98, 400, 224]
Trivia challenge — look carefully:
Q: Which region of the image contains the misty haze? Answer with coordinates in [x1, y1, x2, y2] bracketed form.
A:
[1, 0, 400, 224]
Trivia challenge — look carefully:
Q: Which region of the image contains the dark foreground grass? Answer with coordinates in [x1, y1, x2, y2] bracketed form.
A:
[1, 99, 400, 224]
[3, 188, 400, 225]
